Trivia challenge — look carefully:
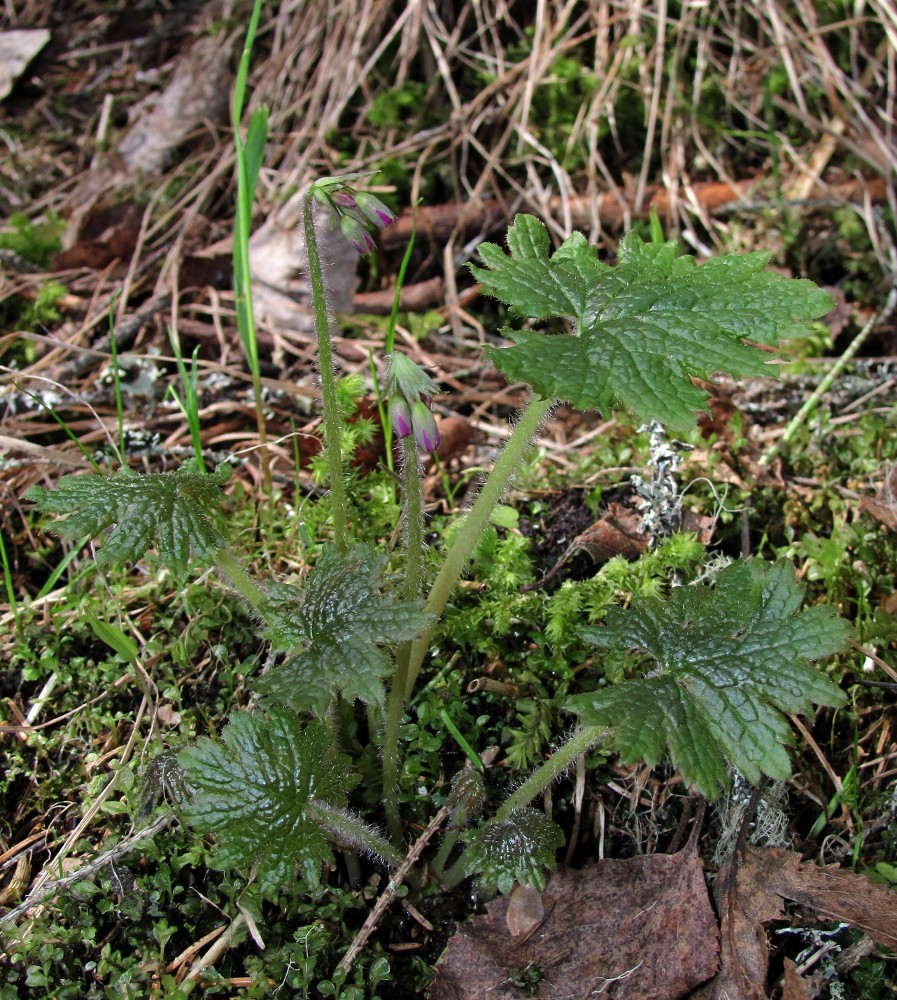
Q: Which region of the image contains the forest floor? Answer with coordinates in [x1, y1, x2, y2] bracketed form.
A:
[1, 1, 897, 997]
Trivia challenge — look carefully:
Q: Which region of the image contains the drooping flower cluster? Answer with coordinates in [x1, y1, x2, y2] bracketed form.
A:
[386, 352, 440, 454]
[310, 174, 396, 255]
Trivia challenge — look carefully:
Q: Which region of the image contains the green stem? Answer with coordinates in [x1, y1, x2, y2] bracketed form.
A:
[306, 800, 403, 869]
[431, 804, 471, 876]
[303, 193, 349, 552]
[405, 396, 553, 696]
[383, 436, 426, 842]
[383, 645, 410, 845]
[400, 436, 424, 600]
[442, 725, 607, 891]
[216, 549, 265, 610]
[496, 725, 607, 820]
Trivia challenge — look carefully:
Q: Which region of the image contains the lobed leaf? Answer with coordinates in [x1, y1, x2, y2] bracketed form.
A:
[254, 544, 434, 715]
[24, 460, 231, 577]
[179, 711, 358, 892]
[472, 215, 834, 429]
[464, 808, 565, 895]
[567, 559, 850, 797]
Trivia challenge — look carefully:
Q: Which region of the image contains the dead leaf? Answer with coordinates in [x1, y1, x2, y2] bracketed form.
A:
[157, 703, 181, 727]
[248, 189, 359, 332]
[681, 509, 716, 544]
[433, 416, 474, 465]
[781, 958, 821, 1000]
[860, 464, 897, 531]
[757, 848, 897, 950]
[521, 501, 647, 592]
[52, 201, 143, 271]
[429, 846, 719, 999]
[881, 592, 897, 616]
[693, 849, 785, 1000]
[696, 847, 897, 1000]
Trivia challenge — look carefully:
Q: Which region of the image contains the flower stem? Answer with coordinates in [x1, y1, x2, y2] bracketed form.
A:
[400, 436, 424, 600]
[441, 725, 607, 891]
[404, 396, 553, 696]
[383, 436, 425, 842]
[383, 645, 410, 845]
[303, 193, 349, 552]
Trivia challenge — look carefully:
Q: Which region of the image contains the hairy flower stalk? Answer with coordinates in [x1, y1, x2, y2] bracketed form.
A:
[303, 177, 396, 551]
[404, 396, 554, 697]
[383, 352, 438, 839]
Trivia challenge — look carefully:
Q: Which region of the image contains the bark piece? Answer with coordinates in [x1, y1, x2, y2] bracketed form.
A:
[0, 29, 50, 101]
[118, 33, 233, 176]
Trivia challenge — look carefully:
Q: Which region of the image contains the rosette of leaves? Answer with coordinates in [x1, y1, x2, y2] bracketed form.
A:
[567, 559, 850, 798]
[471, 215, 834, 429]
[25, 460, 231, 577]
[463, 808, 565, 895]
[254, 544, 433, 715]
[179, 711, 398, 892]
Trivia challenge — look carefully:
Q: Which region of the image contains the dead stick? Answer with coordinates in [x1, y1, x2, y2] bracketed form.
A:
[0, 811, 173, 927]
[336, 800, 453, 975]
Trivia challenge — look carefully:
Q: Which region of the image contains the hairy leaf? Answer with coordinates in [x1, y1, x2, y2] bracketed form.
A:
[179, 711, 358, 892]
[472, 215, 834, 428]
[567, 559, 850, 797]
[25, 460, 231, 577]
[254, 544, 433, 715]
[464, 808, 565, 895]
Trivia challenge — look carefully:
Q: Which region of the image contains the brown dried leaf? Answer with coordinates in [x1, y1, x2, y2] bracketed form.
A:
[782, 958, 822, 1000]
[758, 848, 897, 950]
[860, 464, 897, 531]
[521, 501, 647, 592]
[693, 848, 785, 1000]
[429, 846, 718, 999]
[118, 33, 233, 176]
[433, 416, 474, 465]
[696, 847, 897, 1000]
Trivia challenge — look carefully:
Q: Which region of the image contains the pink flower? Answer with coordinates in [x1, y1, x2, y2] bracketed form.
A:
[355, 192, 396, 230]
[340, 215, 376, 255]
[390, 397, 412, 438]
[411, 401, 440, 453]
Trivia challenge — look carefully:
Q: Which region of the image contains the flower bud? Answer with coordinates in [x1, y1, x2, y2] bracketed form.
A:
[340, 214, 376, 255]
[355, 192, 396, 230]
[390, 396, 412, 438]
[331, 190, 358, 210]
[411, 401, 440, 453]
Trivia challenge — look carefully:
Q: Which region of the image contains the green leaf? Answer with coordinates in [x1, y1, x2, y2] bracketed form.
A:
[472, 215, 834, 429]
[254, 544, 434, 715]
[567, 559, 850, 798]
[85, 612, 138, 662]
[179, 711, 357, 892]
[25, 460, 231, 577]
[463, 807, 565, 895]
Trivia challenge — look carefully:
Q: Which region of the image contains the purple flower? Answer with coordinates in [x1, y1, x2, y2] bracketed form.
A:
[355, 192, 396, 230]
[331, 190, 358, 210]
[411, 401, 440, 453]
[340, 215, 376, 255]
[390, 397, 412, 438]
